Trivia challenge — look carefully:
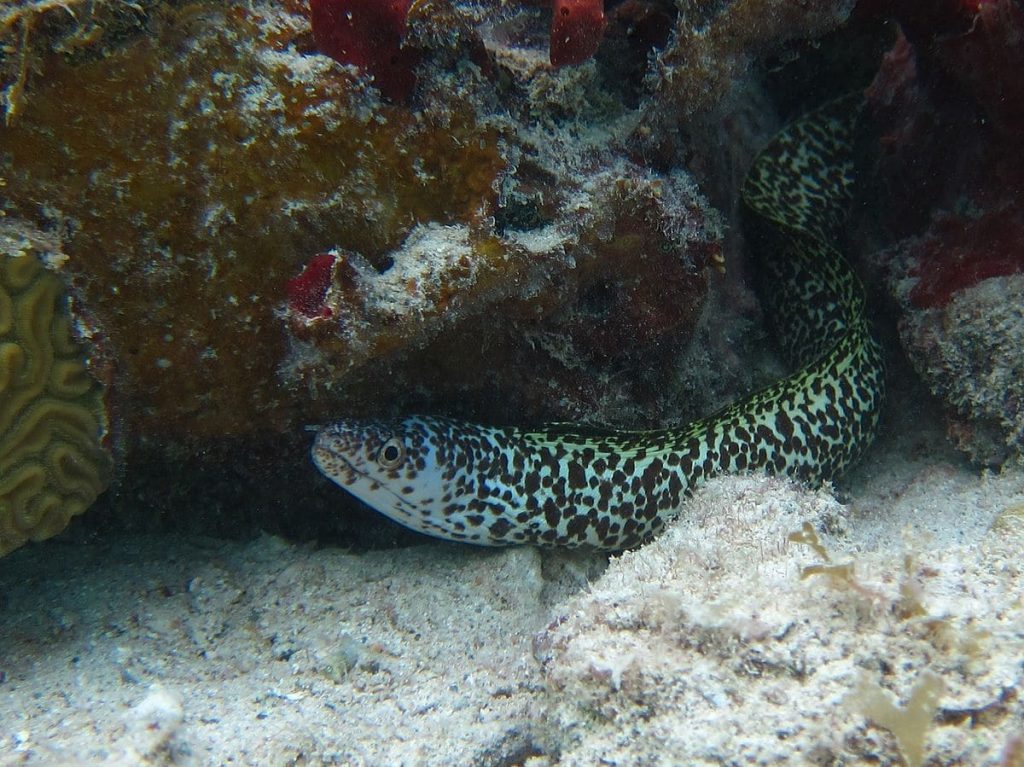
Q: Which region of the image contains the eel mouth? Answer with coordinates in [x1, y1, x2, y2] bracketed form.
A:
[312, 435, 423, 518]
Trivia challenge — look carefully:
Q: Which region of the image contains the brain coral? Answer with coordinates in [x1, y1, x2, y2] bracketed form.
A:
[0, 247, 111, 557]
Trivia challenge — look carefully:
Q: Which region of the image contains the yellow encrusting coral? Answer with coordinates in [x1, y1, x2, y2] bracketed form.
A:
[0, 249, 110, 557]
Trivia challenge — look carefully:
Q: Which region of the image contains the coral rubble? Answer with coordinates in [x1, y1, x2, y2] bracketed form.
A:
[0, 222, 111, 557]
[536, 475, 1024, 766]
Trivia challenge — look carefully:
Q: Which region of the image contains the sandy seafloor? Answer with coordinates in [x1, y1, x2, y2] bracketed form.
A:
[2, 380, 1023, 766]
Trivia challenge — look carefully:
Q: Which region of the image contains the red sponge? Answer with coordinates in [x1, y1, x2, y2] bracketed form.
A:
[288, 253, 338, 320]
[310, 0, 420, 101]
[550, 0, 606, 67]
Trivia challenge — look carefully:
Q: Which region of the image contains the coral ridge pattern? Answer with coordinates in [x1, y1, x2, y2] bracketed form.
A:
[312, 97, 886, 549]
[0, 251, 110, 556]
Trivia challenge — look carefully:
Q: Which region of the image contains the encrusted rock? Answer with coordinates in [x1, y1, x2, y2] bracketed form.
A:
[899, 275, 1024, 465]
[536, 475, 1024, 766]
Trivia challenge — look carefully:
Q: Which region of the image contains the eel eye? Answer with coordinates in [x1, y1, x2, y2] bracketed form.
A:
[377, 437, 405, 469]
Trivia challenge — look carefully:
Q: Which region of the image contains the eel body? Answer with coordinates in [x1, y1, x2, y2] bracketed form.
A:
[312, 97, 885, 550]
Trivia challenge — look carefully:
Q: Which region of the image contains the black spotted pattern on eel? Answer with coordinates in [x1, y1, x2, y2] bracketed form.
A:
[312, 95, 885, 550]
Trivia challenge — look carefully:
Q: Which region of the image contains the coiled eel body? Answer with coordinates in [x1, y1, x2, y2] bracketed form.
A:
[312, 97, 885, 550]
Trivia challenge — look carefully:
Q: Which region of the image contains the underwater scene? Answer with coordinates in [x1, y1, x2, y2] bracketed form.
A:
[2, 0, 1024, 763]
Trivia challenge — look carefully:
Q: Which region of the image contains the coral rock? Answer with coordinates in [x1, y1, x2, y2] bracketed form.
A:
[284, 166, 715, 426]
[0, 224, 111, 557]
[1, 4, 504, 440]
[897, 274, 1024, 465]
[639, 0, 857, 120]
[861, 6, 1024, 464]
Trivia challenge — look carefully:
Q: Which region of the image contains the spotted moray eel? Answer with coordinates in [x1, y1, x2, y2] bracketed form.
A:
[312, 96, 885, 550]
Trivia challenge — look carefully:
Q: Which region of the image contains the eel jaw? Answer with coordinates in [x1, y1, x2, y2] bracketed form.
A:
[311, 431, 425, 524]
